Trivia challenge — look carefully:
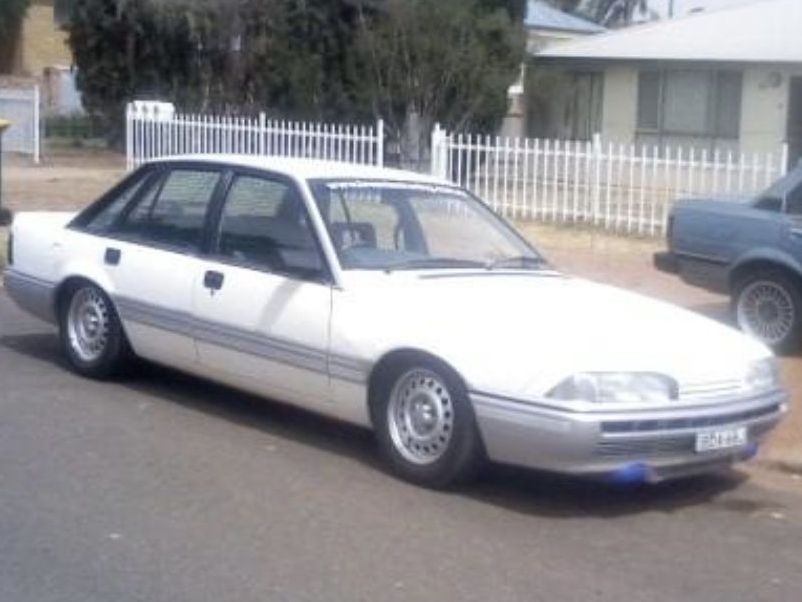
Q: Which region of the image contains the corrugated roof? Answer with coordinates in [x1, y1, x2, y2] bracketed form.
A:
[525, 1, 605, 34]
[537, 0, 802, 64]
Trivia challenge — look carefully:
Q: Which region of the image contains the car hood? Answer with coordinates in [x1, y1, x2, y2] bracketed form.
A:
[338, 270, 771, 399]
[673, 197, 756, 215]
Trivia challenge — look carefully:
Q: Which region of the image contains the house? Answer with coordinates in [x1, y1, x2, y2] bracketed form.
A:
[535, 0, 802, 166]
[4, 0, 71, 78]
[1, 1, 81, 115]
[525, 0, 605, 52]
[502, 1, 604, 138]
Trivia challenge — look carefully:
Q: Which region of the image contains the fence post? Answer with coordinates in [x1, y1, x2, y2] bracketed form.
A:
[430, 123, 439, 177]
[781, 142, 790, 175]
[258, 112, 266, 156]
[376, 118, 384, 167]
[431, 123, 447, 179]
[125, 103, 133, 170]
[32, 85, 40, 164]
[592, 133, 602, 226]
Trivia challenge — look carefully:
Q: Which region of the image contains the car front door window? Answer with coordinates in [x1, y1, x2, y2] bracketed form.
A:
[785, 184, 802, 216]
[215, 174, 325, 280]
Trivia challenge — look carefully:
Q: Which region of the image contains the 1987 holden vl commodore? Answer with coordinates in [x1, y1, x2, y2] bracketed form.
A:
[4, 156, 788, 487]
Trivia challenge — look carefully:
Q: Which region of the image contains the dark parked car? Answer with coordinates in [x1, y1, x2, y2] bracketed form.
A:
[656, 166, 802, 352]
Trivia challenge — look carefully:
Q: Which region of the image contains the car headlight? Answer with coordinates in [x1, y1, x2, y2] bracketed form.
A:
[548, 372, 678, 404]
[745, 358, 781, 393]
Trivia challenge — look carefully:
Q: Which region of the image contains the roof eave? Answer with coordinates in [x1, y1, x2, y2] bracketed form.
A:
[528, 24, 605, 36]
[532, 55, 802, 69]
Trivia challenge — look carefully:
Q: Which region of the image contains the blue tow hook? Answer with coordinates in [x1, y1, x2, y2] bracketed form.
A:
[609, 462, 650, 485]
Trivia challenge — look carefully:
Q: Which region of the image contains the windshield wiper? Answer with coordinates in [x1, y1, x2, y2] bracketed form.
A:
[485, 256, 549, 270]
[386, 257, 487, 271]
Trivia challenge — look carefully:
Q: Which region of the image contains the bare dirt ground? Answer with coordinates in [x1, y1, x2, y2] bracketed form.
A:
[1, 149, 800, 470]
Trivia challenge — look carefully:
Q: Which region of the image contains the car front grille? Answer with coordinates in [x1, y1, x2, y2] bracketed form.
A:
[600, 403, 781, 434]
[679, 379, 745, 401]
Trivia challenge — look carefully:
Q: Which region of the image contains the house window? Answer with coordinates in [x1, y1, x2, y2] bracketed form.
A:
[636, 69, 742, 150]
[568, 72, 603, 141]
[54, 0, 73, 27]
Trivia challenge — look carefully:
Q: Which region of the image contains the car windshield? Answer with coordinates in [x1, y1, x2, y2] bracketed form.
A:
[309, 179, 544, 271]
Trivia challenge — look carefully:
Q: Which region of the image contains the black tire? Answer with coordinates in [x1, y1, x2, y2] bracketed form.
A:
[59, 282, 130, 379]
[732, 270, 802, 353]
[370, 356, 485, 488]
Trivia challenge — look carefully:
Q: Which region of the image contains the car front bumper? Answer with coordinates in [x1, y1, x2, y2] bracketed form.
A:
[3, 269, 57, 324]
[471, 389, 787, 482]
[653, 251, 679, 275]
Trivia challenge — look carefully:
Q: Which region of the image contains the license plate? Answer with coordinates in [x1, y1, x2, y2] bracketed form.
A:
[695, 427, 748, 453]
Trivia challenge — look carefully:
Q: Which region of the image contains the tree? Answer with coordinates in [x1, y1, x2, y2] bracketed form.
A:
[66, 0, 524, 158]
[67, 0, 370, 135]
[354, 0, 524, 166]
[588, 0, 651, 27]
[67, 0, 194, 142]
[0, 0, 29, 73]
[549, 0, 654, 28]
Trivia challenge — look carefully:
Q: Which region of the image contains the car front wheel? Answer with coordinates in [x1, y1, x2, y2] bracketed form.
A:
[372, 359, 484, 488]
[60, 282, 129, 378]
[734, 271, 802, 352]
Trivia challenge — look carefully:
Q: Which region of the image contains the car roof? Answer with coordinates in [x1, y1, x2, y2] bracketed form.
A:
[152, 154, 453, 186]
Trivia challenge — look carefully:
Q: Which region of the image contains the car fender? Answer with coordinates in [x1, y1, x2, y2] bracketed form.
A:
[729, 247, 802, 285]
[52, 259, 119, 316]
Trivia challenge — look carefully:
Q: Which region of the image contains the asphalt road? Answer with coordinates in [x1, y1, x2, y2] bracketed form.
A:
[2, 291, 802, 602]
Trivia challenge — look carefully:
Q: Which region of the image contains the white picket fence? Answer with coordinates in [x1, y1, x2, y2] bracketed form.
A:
[431, 125, 789, 236]
[126, 101, 790, 237]
[126, 101, 384, 170]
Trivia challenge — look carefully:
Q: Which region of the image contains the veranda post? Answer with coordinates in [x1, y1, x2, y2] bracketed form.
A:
[0, 119, 10, 225]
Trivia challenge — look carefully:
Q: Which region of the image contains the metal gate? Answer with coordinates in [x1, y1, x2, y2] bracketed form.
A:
[0, 87, 41, 163]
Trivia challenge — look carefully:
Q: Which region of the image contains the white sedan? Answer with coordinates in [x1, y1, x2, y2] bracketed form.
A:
[4, 155, 788, 487]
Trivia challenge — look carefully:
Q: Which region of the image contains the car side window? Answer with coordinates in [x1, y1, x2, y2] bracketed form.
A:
[82, 171, 150, 233]
[785, 184, 802, 215]
[753, 196, 783, 212]
[116, 168, 221, 251]
[216, 174, 325, 279]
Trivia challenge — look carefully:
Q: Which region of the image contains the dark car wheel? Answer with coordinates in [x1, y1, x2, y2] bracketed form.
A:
[371, 357, 485, 488]
[733, 270, 802, 353]
[59, 282, 129, 379]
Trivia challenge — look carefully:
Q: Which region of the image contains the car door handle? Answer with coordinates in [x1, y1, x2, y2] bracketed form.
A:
[203, 270, 225, 291]
[104, 247, 121, 266]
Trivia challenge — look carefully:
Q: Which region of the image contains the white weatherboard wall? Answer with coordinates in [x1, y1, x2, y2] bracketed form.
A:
[740, 67, 795, 156]
[595, 64, 800, 157]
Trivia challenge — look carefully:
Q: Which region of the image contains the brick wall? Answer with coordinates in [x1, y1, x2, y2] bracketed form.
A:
[18, 2, 71, 77]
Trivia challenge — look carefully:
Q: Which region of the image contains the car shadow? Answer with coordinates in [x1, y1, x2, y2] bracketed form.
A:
[688, 300, 732, 325]
[0, 332, 760, 519]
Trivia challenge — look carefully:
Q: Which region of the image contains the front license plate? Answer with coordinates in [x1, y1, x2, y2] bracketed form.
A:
[695, 427, 748, 453]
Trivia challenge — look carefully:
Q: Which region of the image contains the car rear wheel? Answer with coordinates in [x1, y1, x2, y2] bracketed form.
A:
[60, 283, 129, 378]
[372, 358, 484, 488]
[734, 271, 802, 352]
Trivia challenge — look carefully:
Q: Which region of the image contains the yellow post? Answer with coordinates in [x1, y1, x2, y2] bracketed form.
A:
[0, 119, 10, 224]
